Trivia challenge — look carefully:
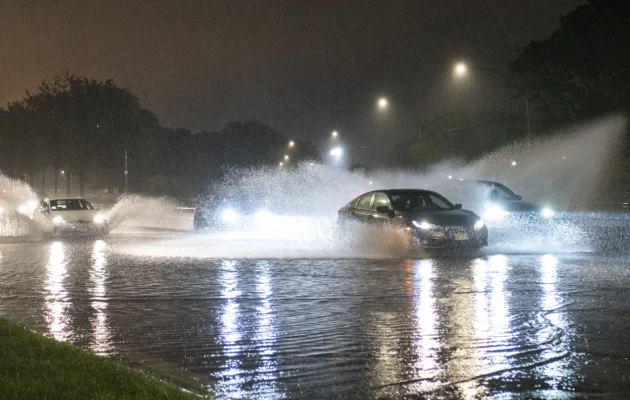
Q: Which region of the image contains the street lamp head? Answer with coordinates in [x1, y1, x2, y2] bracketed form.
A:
[331, 130, 338, 138]
[377, 97, 388, 109]
[284, 154, 289, 160]
[288, 140, 295, 148]
[511, 160, 517, 166]
[279, 162, 283, 167]
[454, 62, 468, 77]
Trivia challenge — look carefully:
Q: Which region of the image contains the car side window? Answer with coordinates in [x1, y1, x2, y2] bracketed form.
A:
[356, 194, 373, 210]
[371, 194, 391, 210]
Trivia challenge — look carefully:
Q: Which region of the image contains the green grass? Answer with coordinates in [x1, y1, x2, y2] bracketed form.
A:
[0, 317, 206, 400]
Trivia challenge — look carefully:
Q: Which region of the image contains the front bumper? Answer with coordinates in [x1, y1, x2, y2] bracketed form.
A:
[408, 226, 488, 248]
[53, 221, 109, 235]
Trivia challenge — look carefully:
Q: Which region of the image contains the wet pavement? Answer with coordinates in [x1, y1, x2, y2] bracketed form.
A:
[1, 233, 630, 399]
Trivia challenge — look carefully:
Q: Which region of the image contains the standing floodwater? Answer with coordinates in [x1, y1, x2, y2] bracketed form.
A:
[2, 236, 630, 398]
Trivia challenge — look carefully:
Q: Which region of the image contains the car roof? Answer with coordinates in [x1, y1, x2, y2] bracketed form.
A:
[362, 189, 443, 196]
[46, 196, 89, 201]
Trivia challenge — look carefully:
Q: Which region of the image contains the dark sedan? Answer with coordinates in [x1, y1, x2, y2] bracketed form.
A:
[338, 189, 488, 249]
[432, 180, 555, 223]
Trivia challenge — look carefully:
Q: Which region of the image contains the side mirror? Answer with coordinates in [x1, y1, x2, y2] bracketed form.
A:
[454, 204, 462, 209]
[515, 195, 522, 200]
[376, 206, 395, 217]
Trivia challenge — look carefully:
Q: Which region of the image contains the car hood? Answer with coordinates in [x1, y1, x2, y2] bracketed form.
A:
[496, 200, 541, 213]
[398, 209, 480, 227]
[50, 209, 98, 222]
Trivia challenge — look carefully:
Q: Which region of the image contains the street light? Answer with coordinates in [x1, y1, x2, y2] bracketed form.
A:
[452, 61, 531, 136]
[511, 160, 517, 166]
[454, 62, 467, 77]
[331, 130, 338, 138]
[288, 140, 295, 148]
[279, 162, 284, 167]
[284, 154, 289, 160]
[377, 97, 388, 110]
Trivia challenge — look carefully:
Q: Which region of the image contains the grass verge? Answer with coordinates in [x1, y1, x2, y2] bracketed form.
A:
[0, 317, 206, 400]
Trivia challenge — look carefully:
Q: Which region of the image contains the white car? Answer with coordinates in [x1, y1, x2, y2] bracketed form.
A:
[40, 197, 109, 237]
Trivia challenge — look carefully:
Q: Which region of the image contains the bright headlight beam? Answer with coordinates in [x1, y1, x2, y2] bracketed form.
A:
[221, 208, 239, 224]
[94, 215, 105, 223]
[474, 219, 485, 230]
[541, 207, 555, 218]
[483, 205, 509, 221]
[53, 216, 64, 224]
[412, 220, 433, 230]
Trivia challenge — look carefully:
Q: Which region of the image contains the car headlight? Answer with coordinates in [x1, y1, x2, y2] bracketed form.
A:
[412, 220, 434, 230]
[94, 215, 105, 224]
[254, 208, 273, 224]
[541, 207, 555, 218]
[483, 205, 509, 221]
[18, 205, 28, 214]
[53, 216, 64, 224]
[221, 208, 239, 224]
[474, 219, 485, 230]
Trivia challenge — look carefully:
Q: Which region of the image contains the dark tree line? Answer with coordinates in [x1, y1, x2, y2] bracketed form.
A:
[0, 72, 319, 198]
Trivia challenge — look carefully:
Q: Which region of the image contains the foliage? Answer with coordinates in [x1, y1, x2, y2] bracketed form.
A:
[509, 0, 630, 127]
[0, 72, 320, 197]
[397, 110, 529, 168]
[0, 317, 206, 399]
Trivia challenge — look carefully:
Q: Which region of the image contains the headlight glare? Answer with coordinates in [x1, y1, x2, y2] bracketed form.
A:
[541, 207, 555, 218]
[94, 215, 105, 224]
[221, 208, 239, 224]
[483, 205, 509, 221]
[412, 220, 434, 230]
[474, 219, 485, 230]
[53, 216, 64, 224]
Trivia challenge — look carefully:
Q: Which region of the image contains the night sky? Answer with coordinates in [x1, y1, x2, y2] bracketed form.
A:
[2, 0, 584, 150]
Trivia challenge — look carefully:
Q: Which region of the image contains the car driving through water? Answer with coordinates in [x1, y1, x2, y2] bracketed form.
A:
[338, 189, 488, 249]
[432, 180, 556, 224]
[193, 194, 274, 231]
[39, 197, 109, 237]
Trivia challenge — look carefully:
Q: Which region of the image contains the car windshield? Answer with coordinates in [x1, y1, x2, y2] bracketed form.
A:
[389, 191, 455, 211]
[487, 183, 519, 200]
[50, 199, 94, 211]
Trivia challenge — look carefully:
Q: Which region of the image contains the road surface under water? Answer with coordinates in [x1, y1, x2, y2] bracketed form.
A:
[1, 232, 630, 399]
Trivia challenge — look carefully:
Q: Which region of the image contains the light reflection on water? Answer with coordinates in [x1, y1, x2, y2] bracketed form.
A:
[90, 240, 112, 355]
[44, 241, 69, 341]
[0, 237, 618, 399]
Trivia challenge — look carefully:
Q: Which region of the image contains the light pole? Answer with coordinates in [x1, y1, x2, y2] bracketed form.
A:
[453, 61, 531, 136]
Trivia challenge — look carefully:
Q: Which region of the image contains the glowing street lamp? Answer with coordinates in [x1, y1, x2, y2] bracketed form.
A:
[279, 162, 283, 167]
[454, 62, 468, 78]
[511, 160, 517, 166]
[288, 140, 295, 148]
[331, 130, 338, 138]
[284, 154, 289, 161]
[377, 97, 388, 110]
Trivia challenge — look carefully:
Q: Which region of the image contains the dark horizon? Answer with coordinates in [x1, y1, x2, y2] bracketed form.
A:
[3, 0, 584, 149]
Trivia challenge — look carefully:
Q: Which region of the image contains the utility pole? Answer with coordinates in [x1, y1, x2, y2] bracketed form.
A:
[124, 150, 128, 193]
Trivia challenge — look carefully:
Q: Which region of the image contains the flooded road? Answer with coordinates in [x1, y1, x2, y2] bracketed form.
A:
[1, 234, 630, 398]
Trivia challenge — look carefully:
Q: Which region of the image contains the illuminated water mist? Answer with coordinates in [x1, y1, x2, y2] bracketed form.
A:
[120, 116, 627, 259]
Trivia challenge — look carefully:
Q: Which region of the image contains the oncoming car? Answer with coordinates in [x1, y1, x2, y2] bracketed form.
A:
[193, 195, 274, 231]
[40, 197, 109, 237]
[338, 189, 488, 249]
[434, 180, 555, 223]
